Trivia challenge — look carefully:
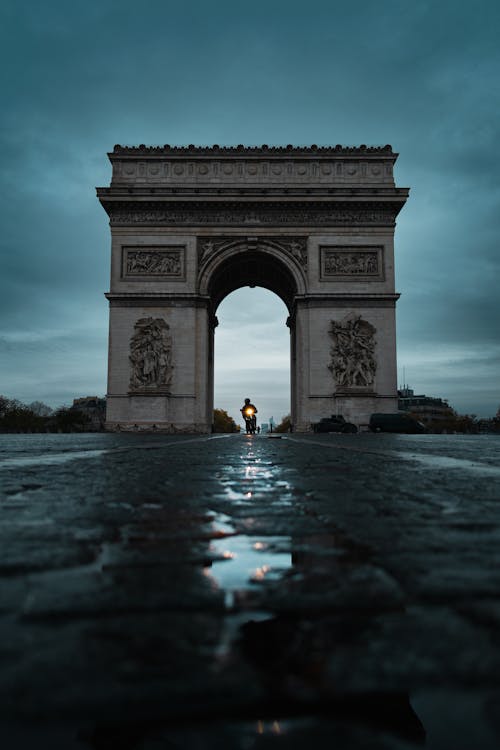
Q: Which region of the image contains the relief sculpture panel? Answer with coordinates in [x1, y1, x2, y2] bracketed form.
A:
[197, 236, 308, 269]
[328, 314, 377, 390]
[122, 246, 185, 279]
[320, 246, 383, 280]
[129, 317, 173, 392]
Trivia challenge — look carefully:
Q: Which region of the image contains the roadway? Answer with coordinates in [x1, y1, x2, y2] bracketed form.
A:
[1, 432, 499, 748]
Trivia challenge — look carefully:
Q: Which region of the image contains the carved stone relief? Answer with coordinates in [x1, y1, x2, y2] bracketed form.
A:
[109, 204, 396, 227]
[328, 314, 377, 389]
[111, 158, 394, 185]
[321, 246, 383, 279]
[122, 247, 184, 278]
[129, 317, 173, 391]
[197, 236, 308, 269]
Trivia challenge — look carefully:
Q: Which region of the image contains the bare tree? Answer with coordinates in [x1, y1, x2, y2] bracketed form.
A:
[0, 395, 9, 417]
[28, 401, 53, 417]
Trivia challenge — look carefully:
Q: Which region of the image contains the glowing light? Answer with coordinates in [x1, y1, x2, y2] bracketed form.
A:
[246, 492, 252, 498]
[252, 564, 271, 581]
[253, 542, 265, 550]
[256, 720, 264, 735]
[272, 721, 281, 735]
[222, 550, 235, 559]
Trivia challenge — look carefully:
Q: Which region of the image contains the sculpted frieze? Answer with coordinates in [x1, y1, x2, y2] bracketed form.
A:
[197, 236, 308, 268]
[109, 203, 396, 227]
[328, 314, 377, 389]
[122, 246, 184, 278]
[320, 246, 383, 279]
[112, 158, 394, 185]
[129, 317, 173, 392]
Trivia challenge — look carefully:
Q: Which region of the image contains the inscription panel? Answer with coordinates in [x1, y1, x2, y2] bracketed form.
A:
[121, 246, 186, 280]
[320, 246, 384, 281]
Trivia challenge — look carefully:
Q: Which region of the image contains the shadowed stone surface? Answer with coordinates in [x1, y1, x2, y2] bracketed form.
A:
[1, 432, 500, 748]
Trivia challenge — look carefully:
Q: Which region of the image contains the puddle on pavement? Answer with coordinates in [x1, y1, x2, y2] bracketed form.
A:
[0, 449, 108, 470]
[204, 515, 365, 609]
[204, 514, 292, 609]
[208, 511, 236, 536]
[397, 451, 500, 476]
[222, 484, 294, 507]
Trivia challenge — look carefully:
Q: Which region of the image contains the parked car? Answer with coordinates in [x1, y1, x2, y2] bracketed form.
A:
[312, 415, 358, 434]
[369, 413, 427, 434]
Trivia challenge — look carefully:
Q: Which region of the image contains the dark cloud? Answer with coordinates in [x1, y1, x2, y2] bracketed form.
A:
[1, 0, 499, 415]
[0, 328, 107, 406]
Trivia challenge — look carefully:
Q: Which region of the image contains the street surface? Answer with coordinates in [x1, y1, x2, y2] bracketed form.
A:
[1, 432, 500, 749]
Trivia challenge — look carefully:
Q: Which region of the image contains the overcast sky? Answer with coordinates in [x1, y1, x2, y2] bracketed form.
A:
[1, 0, 499, 422]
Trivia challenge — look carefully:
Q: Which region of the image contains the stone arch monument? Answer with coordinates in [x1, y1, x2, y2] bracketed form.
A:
[97, 145, 408, 432]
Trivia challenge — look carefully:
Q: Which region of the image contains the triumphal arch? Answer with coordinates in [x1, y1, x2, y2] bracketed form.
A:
[97, 145, 408, 432]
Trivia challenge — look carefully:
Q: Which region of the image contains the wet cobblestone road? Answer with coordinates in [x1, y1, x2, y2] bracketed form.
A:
[1, 432, 500, 749]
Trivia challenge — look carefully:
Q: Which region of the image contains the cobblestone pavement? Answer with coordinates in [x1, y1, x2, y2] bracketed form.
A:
[1, 432, 500, 749]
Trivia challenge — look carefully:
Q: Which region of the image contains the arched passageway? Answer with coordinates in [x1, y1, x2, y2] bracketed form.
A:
[207, 249, 299, 313]
[203, 247, 301, 430]
[214, 287, 290, 431]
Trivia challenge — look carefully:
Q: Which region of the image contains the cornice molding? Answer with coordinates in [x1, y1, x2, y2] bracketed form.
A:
[294, 293, 400, 309]
[105, 292, 211, 308]
[110, 144, 396, 158]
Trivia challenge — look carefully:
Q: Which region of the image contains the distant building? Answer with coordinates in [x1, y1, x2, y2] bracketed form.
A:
[71, 397, 106, 430]
[260, 423, 269, 434]
[397, 387, 454, 426]
[477, 418, 500, 434]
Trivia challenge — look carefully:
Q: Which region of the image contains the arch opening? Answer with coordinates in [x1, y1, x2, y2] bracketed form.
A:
[205, 249, 300, 315]
[205, 248, 299, 433]
[213, 287, 291, 433]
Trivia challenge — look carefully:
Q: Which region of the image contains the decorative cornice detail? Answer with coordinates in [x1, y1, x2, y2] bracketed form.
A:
[294, 293, 400, 309]
[111, 144, 395, 157]
[108, 158, 396, 187]
[105, 293, 210, 308]
[105, 145, 400, 188]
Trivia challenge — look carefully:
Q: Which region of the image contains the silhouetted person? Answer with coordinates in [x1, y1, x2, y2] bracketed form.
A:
[240, 398, 258, 434]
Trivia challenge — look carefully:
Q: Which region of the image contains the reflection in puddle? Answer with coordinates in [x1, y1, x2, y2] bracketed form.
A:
[398, 451, 500, 475]
[256, 719, 284, 735]
[241, 616, 426, 745]
[205, 534, 292, 609]
[208, 511, 236, 537]
[215, 453, 286, 505]
[0, 449, 108, 470]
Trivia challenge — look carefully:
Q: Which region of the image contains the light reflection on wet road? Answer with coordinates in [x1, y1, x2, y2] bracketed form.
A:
[0, 432, 500, 749]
